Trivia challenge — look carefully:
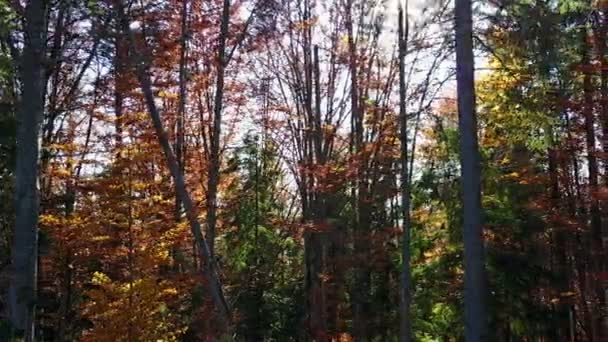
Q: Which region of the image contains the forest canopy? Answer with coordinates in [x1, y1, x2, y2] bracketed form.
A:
[0, 0, 607, 341]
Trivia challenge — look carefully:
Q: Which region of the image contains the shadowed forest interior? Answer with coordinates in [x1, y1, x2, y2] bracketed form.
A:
[0, 0, 607, 340]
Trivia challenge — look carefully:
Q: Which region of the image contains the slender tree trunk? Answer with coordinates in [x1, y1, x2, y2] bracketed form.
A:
[596, 12, 608, 183]
[114, 31, 126, 155]
[398, 3, 412, 342]
[9, 1, 47, 340]
[345, 0, 370, 339]
[594, 11, 608, 338]
[311, 43, 331, 338]
[581, 27, 603, 342]
[174, 0, 189, 273]
[454, 0, 487, 340]
[207, 0, 230, 259]
[176, 0, 188, 176]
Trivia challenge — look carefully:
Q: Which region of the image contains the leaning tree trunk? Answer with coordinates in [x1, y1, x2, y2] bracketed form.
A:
[454, 0, 487, 340]
[9, 0, 47, 340]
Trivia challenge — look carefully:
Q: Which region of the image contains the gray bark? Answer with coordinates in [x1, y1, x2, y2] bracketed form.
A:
[9, 0, 47, 339]
[454, 0, 487, 340]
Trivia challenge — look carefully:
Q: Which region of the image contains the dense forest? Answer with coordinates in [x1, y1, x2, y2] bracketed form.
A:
[0, 0, 607, 340]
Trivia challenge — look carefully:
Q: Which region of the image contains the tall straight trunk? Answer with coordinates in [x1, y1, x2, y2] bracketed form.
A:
[174, 0, 189, 272]
[593, 11, 608, 339]
[303, 40, 329, 339]
[114, 32, 125, 156]
[345, 0, 369, 339]
[177, 0, 188, 184]
[206, 0, 230, 258]
[454, 0, 487, 340]
[9, 0, 47, 339]
[580, 27, 603, 342]
[398, 3, 412, 342]
[115, 2, 230, 329]
[596, 12, 608, 183]
[296, 2, 328, 334]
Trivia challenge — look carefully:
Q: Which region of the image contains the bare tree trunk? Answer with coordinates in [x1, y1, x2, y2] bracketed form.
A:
[9, 0, 47, 339]
[344, 1, 370, 339]
[593, 11, 608, 339]
[114, 30, 126, 158]
[207, 0, 230, 259]
[177, 0, 188, 191]
[398, 3, 412, 342]
[115, 2, 231, 329]
[454, 0, 487, 340]
[174, 0, 189, 273]
[596, 12, 608, 183]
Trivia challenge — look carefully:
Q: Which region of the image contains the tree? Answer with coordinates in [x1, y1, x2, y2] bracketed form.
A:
[398, 2, 412, 342]
[9, 1, 47, 339]
[206, 0, 230, 259]
[454, 0, 487, 339]
[222, 134, 303, 340]
[114, 0, 231, 330]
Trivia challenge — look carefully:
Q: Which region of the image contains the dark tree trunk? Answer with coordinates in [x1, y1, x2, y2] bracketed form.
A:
[345, 0, 370, 339]
[454, 0, 487, 340]
[581, 27, 604, 342]
[206, 0, 230, 259]
[398, 3, 412, 342]
[174, 0, 189, 273]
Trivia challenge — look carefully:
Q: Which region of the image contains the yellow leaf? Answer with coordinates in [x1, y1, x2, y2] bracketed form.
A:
[92, 271, 111, 285]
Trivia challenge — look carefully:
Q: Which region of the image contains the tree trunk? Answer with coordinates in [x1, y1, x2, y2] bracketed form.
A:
[207, 0, 230, 259]
[454, 0, 487, 340]
[345, 1, 370, 339]
[174, 0, 189, 273]
[9, 0, 47, 339]
[311, 43, 331, 339]
[581, 26, 604, 342]
[398, 3, 412, 342]
[114, 27, 126, 158]
[352, 72, 371, 341]
[596, 12, 608, 183]
[594, 11, 608, 338]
